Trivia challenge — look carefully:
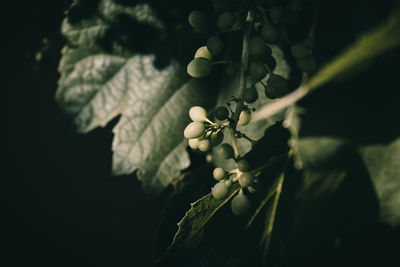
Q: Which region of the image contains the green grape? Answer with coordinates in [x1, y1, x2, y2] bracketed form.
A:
[217, 12, 236, 30]
[210, 131, 224, 146]
[248, 37, 271, 58]
[216, 143, 234, 159]
[239, 172, 254, 187]
[238, 109, 252, 126]
[189, 106, 208, 122]
[297, 56, 317, 73]
[198, 139, 211, 152]
[188, 138, 200, 149]
[249, 62, 267, 81]
[207, 36, 224, 56]
[213, 167, 226, 180]
[224, 179, 232, 187]
[231, 193, 251, 216]
[291, 43, 309, 59]
[188, 11, 208, 29]
[194, 46, 213, 60]
[214, 106, 229, 120]
[264, 74, 290, 99]
[187, 58, 213, 78]
[269, 7, 283, 24]
[212, 181, 229, 200]
[237, 159, 250, 172]
[242, 86, 258, 103]
[184, 121, 205, 139]
[260, 23, 279, 44]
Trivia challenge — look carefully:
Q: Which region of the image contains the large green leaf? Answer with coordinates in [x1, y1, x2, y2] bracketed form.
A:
[56, 0, 213, 194]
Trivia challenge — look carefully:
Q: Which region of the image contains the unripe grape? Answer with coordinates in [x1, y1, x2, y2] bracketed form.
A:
[225, 179, 232, 187]
[297, 56, 317, 73]
[213, 167, 226, 180]
[265, 74, 290, 99]
[189, 106, 208, 122]
[231, 194, 251, 216]
[260, 23, 279, 44]
[217, 12, 236, 30]
[187, 58, 212, 78]
[242, 86, 258, 103]
[188, 11, 208, 29]
[237, 159, 250, 172]
[238, 110, 252, 126]
[249, 37, 270, 58]
[269, 7, 283, 24]
[212, 181, 229, 200]
[188, 138, 200, 149]
[291, 43, 309, 59]
[194, 46, 213, 60]
[207, 36, 224, 56]
[198, 139, 211, 152]
[184, 122, 205, 139]
[216, 143, 234, 159]
[249, 63, 267, 81]
[214, 106, 229, 120]
[210, 131, 224, 146]
[239, 172, 254, 187]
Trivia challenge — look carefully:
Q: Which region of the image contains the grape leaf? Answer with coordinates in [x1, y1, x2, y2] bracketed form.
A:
[360, 138, 400, 226]
[56, 0, 214, 194]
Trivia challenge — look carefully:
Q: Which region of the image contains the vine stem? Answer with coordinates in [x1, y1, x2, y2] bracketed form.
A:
[229, 9, 254, 159]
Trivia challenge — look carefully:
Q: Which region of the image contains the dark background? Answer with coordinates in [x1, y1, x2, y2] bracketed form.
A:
[2, 0, 400, 267]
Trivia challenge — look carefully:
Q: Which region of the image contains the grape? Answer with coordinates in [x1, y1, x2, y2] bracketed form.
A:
[238, 110, 252, 126]
[269, 7, 283, 24]
[210, 131, 224, 146]
[291, 43, 309, 59]
[212, 181, 229, 200]
[239, 172, 254, 187]
[249, 63, 267, 81]
[189, 106, 208, 122]
[249, 37, 271, 58]
[260, 23, 279, 44]
[188, 11, 208, 29]
[198, 139, 211, 152]
[237, 159, 250, 172]
[265, 74, 290, 99]
[217, 12, 236, 31]
[242, 86, 258, 103]
[207, 36, 224, 56]
[184, 122, 205, 139]
[231, 194, 251, 216]
[224, 179, 232, 187]
[214, 106, 229, 120]
[187, 58, 212, 78]
[213, 167, 226, 180]
[297, 56, 317, 73]
[195, 46, 213, 60]
[216, 143, 234, 159]
[188, 138, 200, 149]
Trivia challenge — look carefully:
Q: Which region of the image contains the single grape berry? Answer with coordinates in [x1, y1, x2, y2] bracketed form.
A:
[194, 46, 213, 60]
[198, 139, 211, 152]
[210, 131, 224, 146]
[297, 56, 317, 73]
[184, 122, 205, 139]
[231, 194, 251, 216]
[188, 11, 208, 29]
[214, 106, 229, 120]
[238, 109, 252, 126]
[217, 12, 236, 30]
[189, 106, 207, 122]
[216, 143, 234, 159]
[260, 23, 279, 44]
[239, 172, 255, 187]
[291, 43, 309, 59]
[225, 179, 232, 187]
[207, 36, 224, 56]
[265, 74, 290, 99]
[213, 167, 226, 180]
[212, 182, 229, 200]
[237, 159, 250, 172]
[249, 63, 267, 81]
[187, 58, 212, 78]
[188, 138, 200, 149]
[242, 87, 258, 103]
[248, 37, 271, 58]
